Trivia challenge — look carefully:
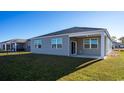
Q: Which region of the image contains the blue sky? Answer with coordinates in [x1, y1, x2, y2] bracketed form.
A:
[0, 11, 123, 42]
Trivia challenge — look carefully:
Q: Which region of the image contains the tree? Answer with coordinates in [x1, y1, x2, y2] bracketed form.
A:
[111, 36, 117, 41]
[119, 37, 124, 44]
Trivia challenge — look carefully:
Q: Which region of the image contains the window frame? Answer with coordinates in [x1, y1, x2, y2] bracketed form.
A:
[34, 39, 42, 48]
[91, 38, 98, 49]
[51, 38, 63, 49]
[83, 39, 90, 49]
[83, 38, 98, 49]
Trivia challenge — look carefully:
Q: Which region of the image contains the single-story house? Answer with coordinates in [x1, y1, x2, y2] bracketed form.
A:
[25, 39, 31, 51]
[0, 43, 2, 49]
[31, 27, 112, 59]
[0, 39, 30, 52]
[112, 41, 124, 49]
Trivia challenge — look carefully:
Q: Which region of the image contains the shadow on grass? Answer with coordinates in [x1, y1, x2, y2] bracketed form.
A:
[0, 53, 101, 81]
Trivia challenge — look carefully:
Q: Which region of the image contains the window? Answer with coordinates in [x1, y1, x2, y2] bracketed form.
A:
[34, 39, 42, 48]
[84, 39, 90, 48]
[51, 38, 63, 48]
[57, 38, 63, 48]
[84, 38, 98, 49]
[51, 39, 56, 48]
[91, 39, 98, 48]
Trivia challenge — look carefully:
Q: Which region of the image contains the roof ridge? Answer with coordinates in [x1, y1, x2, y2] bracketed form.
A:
[31, 27, 107, 39]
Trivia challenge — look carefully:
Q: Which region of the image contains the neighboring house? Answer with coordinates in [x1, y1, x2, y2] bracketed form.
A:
[25, 39, 31, 51]
[112, 41, 124, 49]
[120, 44, 124, 48]
[0, 43, 2, 50]
[31, 27, 112, 59]
[0, 39, 28, 52]
[0, 43, 2, 49]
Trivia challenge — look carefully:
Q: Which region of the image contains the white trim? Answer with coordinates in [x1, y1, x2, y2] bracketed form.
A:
[4, 43, 6, 51]
[15, 43, 17, 52]
[101, 32, 105, 58]
[51, 38, 63, 49]
[68, 37, 70, 56]
[91, 38, 99, 49]
[34, 34, 68, 39]
[104, 30, 113, 41]
[71, 41, 77, 55]
[69, 31, 102, 37]
[83, 38, 98, 49]
[83, 39, 90, 49]
[33, 39, 42, 49]
[32, 30, 104, 39]
[10, 43, 11, 51]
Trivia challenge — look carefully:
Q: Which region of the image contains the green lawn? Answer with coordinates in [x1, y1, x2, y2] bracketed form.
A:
[0, 51, 124, 81]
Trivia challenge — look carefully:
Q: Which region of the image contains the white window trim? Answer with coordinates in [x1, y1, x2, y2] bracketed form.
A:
[91, 38, 98, 49]
[83, 39, 90, 49]
[34, 39, 42, 48]
[51, 38, 63, 49]
[83, 38, 98, 49]
[51, 38, 57, 49]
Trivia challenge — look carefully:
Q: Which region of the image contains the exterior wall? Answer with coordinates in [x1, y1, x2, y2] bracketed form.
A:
[105, 36, 112, 55]
[0, 43, 2, 49]
[25, 40, 31, 51]
[70, 36, 101, 56]
[11, 43, 15, 51]
[0, 43, 3, 51]
[16, 43, 26, 51]
[1, 43, 6, 51]
[31, 35, 69, 56]
[0, 42, 27, 52]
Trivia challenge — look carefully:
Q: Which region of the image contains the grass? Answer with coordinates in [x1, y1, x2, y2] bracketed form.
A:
[0, 51, 124, 81]
[0, 52, 31, 56]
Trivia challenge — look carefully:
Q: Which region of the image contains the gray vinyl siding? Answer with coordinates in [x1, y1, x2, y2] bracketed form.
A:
[70, 36, 101, 56]
[31, 35, 69, 56]
[105, 36, 112, 55]
[26, 40, 31, 51]
[31, 32, 112, 57]
[0, 43, 2, 49]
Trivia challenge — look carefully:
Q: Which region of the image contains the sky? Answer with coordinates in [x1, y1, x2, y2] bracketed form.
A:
[0, 11, 123, 42]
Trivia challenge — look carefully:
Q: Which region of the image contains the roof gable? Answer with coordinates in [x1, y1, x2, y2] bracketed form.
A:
[37, 27, 106, 38]
[1, 39, 27, 43]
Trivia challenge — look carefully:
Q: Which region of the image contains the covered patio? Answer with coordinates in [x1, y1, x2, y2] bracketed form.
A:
[1, 39, 27, 52]
[2, 42, 17, 52]
[68, 31, 110, 59]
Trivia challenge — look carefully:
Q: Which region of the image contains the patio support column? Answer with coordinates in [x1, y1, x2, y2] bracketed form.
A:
[10, 43, 11, 51]
[101, 32, 105, 59]
[68, 37, 70, 56]
[15, 43, 17, 52]
[4, 43, 7, 51]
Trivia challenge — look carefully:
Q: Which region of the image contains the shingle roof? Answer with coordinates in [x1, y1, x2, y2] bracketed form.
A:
[37, 27, 107, 37]
[0, 39, 27, 43]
